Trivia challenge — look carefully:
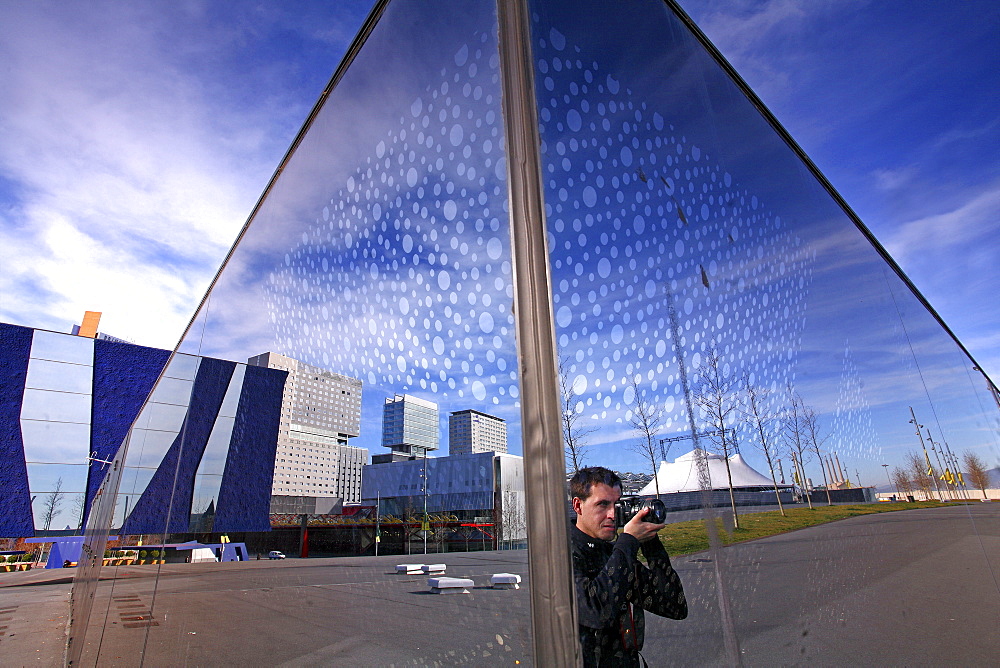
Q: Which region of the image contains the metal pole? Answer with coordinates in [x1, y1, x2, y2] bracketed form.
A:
[423, 449, 428, 555]
[945, 444, 968, 500]
[882, 464, 895, 500]
[497, 1, 579, 664]
[926, 431, 951, 500]
[909, 407, 941, 500]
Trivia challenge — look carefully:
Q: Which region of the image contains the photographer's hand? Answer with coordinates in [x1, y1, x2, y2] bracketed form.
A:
[622, 506, 666, 543]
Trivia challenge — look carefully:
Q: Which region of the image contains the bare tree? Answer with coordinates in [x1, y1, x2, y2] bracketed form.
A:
[41, 477, 64, 531]
[742, 375, 786, 516]
[559, 356, 595, 474]
[906, 451, 934, 500]
[694, 347, 742, 529]
[891, 466, 913, 499]
[963, 451, 992, 500]
[73, 493, 86, 531]
[627, 376, 665, 496]
[782, 386, 813, 509]
[500, 489, 526, 549]
[802, 405, 833, 506]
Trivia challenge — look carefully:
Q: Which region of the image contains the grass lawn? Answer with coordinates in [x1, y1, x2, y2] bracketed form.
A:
[658, 501, 960, 556]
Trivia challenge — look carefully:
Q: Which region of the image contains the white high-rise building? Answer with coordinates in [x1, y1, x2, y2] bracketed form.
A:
[449, 409, 507, 455]
[378, 394, 439, 463]
[248, 352, 367, 502]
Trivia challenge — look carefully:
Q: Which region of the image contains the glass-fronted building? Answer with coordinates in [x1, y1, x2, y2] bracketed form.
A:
[379, 393, 440, 461]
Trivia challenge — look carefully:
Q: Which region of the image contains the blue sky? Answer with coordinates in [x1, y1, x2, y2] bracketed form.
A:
[1, 1, 997, 478]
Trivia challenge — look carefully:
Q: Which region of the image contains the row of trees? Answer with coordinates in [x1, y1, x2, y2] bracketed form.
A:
[562, 349, 842, 529]
[563, 346, 998, 518]
[891, 450, 993, 500]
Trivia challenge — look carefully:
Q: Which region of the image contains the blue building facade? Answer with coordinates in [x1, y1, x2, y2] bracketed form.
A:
[0, 322, 286, 537]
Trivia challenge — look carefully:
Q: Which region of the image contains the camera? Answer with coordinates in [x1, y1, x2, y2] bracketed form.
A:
[614, 496, 667, 527]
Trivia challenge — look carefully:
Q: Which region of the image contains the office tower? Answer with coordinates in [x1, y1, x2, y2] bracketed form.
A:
[449, 409, 508, 455]
[379, 394, 439, 462]
[248, 352, 366, 502]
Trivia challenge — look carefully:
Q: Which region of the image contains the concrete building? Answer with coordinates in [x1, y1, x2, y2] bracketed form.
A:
[248, 352, 366, 503]
[449, 409, 507, 455]
[377, 394, 439, 463]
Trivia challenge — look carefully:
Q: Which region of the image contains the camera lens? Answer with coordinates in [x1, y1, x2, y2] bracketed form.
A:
[642, 498, 667, 524]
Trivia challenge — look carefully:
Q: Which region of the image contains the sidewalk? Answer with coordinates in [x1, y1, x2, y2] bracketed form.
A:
[0, 569, 71, 666]
[0, 567, 76, 589]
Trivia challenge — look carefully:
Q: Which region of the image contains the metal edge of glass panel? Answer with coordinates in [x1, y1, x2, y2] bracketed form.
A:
[64, 3, 393, 666]
[497, 0, 580, 665]
[661, 0, 999, 397]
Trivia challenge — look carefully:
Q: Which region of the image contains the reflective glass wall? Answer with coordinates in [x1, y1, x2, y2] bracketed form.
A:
[531, 0, 999, 664]
[74, 1, 536, 665]
[64, 0, 1000, 665]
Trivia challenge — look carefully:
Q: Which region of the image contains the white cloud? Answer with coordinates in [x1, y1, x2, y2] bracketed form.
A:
[883, 182, 1000, 266]
[686, 0, 862, 103]
[0, 1, 365, 348]
[872, 166, 918, 192]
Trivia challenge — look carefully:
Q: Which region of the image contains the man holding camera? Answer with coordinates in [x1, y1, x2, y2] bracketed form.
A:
[570, 467, 687, 667]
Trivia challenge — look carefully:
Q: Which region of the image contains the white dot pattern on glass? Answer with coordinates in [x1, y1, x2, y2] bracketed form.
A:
[262, 34, 518, 407]
[831, 344, 879, 463]
[536, 27, 815, 429]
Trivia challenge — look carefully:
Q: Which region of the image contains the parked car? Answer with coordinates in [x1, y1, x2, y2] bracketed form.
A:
[268, 550, 286, 560]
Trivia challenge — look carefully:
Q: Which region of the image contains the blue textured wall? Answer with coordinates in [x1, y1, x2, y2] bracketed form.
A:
[213, 365, 287, 532]
[122, 357, 235, 535]
[0, 323, 35, 537]
[86, 339, 170, 523]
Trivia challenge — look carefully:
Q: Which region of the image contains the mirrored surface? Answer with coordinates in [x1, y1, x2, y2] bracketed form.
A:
[61, 1, 999, 666]
[29, 328, 95, 365]
[75, 2, 534, 666]
[20, 388, 92, 424]
[531, 0, 1000, 664]
[27, 462, 89, 530]
[20, 420, 91, 463]
[24, 357, 93, 394]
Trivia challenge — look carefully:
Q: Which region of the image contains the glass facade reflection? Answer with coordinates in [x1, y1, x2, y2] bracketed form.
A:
[1, 0, 989, 666]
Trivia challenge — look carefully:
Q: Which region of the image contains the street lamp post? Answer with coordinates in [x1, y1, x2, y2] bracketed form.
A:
[909, 406, 941, 501]
[422, 448, 428, 555]
[881, 464, 895, 500]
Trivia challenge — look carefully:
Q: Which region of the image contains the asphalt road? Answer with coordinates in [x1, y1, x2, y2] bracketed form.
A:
[3, 503, 997, 666]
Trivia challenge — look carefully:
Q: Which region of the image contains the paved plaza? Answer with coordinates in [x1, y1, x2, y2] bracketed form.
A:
[1, 504, 996, 666]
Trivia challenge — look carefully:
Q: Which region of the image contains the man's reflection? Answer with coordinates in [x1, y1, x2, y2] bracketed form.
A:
[570, 467, 687, 667]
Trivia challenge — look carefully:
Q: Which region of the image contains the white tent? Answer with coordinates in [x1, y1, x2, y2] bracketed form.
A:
[638, 449, 788, 495]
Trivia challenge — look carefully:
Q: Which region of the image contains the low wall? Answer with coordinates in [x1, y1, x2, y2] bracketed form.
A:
[877, 488, 1000, 502]
[802, 487, 875, 504]
[655, 489, 794, 512]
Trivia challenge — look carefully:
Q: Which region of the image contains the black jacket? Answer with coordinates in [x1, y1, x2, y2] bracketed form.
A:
[571, 524, 687, 667]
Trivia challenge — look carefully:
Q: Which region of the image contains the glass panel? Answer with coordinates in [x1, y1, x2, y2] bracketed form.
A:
[216, 363, 245, 419]
[27, 462, 89, 531]
[20, 388, 92, 424]
[187, 366, 244, 530]
[74, 2, 534, 666]
[137, 398, 190, 433]
[161, 351, 201, 381]
[20, 419, 90, 463]
[24, 357, 93, 394]
[142, 374, 196, 406]
[29, 328, 94, 365]
[195, 416, 235, 477]
[530, 0, 999, 664]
